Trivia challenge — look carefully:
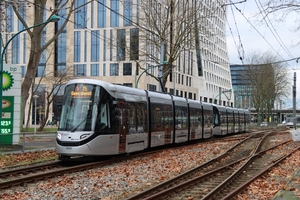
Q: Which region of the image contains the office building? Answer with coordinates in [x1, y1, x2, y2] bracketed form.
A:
[1, 0, 233, 126]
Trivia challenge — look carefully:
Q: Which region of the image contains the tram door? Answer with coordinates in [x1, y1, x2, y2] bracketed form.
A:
[118, 101, 127, 152]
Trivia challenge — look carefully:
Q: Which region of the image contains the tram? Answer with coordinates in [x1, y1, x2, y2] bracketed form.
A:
[56, 79, 250, 159]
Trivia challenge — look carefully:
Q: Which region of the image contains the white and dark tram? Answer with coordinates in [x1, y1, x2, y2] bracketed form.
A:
[212, 105, 251, 136]
[56, 79, 250, 159]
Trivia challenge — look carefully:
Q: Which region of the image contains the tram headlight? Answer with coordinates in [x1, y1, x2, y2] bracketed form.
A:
[80, 134, 89, 139]
[57, 133, 61, 139]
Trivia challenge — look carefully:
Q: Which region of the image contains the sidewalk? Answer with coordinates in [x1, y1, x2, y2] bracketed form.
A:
[0, 133, 56, 154]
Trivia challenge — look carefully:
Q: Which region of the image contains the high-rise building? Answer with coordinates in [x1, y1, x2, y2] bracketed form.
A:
[1, 0, 233, 126]
[230, 64, 252, 109]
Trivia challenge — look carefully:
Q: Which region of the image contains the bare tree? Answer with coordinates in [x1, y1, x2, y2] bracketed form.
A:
[35, 66, 74, 131]
[6, 0, 76, 127]
[261, 1, 300, 42]
[126, 0, 218, 89]
[245, 51, 289, 122]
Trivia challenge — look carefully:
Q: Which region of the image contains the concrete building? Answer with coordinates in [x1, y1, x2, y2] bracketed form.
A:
[1, 0, 233, 126]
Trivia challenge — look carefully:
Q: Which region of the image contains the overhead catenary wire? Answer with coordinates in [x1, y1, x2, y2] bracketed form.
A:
[255, 0, 294, 59]
[228, 0, 293, 68]
[224, 2, 245, 63]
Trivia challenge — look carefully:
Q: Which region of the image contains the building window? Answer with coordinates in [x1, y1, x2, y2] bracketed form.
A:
[98, 0, 106, 28]
[6, 5, 14, 32]
[40, 33, 46, 64]
[117, 29, 126, 61]
[74, 0, 87, 29]
[91, 64, 99, 76]
[170, 88, 174, 95]
[12, 35, 20, 64]
[21, 66, 26, 77]
[148, 84, 156, 91]
[186, 76, 189, 86]
[123, 83, 132, 87]
[74, 64, 86, 76]
[130, 28, 139, 60]
[23, 34, 26, 63]
[56, 65, 66, 77]
[57, 32, 67, 63]
[111, 0, 119, 27]
[123, 0, 132, 26]
[110, 30, 113, 61]
[37, 65, 46, 77]
[123, 63, 132, 76]
[103, 64, 106, 76]
[110, 63, 119, 76]
[74, 31, 81, 62]
[91, 30, 100, 62]
[103, 30, 106, 61]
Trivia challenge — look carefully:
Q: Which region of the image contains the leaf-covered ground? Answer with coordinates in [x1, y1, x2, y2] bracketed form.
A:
[0, 150, 57, 167]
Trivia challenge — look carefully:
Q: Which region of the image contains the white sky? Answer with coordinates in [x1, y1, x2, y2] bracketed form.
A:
[225, 0, 300, 109]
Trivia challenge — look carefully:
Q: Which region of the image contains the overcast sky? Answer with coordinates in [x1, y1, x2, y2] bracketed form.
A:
[225, 0, 300, 109]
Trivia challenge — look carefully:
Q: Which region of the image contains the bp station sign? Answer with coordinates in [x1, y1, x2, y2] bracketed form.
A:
[1, 64, 21, 145]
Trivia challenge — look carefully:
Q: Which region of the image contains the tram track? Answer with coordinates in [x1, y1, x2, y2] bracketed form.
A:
[0, 133, 243, 190]
[0, 150, 165, 189]
[0, 130, 278, 192]
[125, 130, 293, 200]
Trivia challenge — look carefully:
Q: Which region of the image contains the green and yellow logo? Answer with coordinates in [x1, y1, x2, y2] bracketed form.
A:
[2, 71, 14, 91]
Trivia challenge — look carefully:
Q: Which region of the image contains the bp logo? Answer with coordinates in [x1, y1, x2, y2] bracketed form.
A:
[2, 71, 14, 91]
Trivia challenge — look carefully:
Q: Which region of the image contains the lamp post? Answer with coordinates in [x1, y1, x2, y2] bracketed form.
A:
[33, 95, 39, 135]
[135, 61, 168, 88]
[213, 88, 232, 105]
[0, 15, 60, 121]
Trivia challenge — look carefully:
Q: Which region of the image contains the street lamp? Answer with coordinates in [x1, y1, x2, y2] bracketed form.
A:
[33, 95, 39, 135]
[135, 61, 168, 88]
[213, 88, 232, 105]
[0, 15, 60, 121]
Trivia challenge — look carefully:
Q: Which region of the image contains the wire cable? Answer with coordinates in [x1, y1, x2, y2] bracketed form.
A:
[255, 0, 294, 59]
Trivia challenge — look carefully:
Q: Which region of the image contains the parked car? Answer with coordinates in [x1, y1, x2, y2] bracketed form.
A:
[260, 122, 268, 127]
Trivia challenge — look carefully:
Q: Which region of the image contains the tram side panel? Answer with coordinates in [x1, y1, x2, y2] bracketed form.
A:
[213, 105, 227, 136]
[173, 96, 189, 143]
[202, 102, 213, 138]
[125, 101, 149, 153]
[187, 100, 203, 140]
[226, 107, 234, 134]
[233, 109, 239, 133]
[148, 92, 173, 148]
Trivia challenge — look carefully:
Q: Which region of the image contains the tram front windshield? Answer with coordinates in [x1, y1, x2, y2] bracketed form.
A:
[58, 83, 101, 132]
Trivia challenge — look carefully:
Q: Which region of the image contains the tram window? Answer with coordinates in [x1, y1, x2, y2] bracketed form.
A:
[190, 108, 202, 128]
[175, 106, 187, 129]
[95, 103, 109, 131]
[151, 104, 172, 132]
[126, 102, 146, 134]
[127, 103, 137, 133]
